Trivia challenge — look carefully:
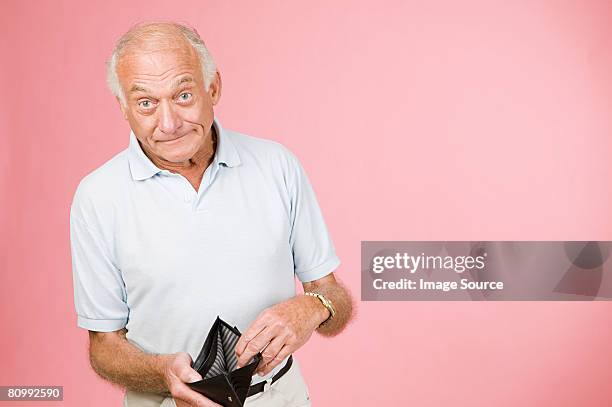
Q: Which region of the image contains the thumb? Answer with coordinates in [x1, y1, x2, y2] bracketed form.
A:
[173, 352, 203, 383]
[183, 368, 203, 383]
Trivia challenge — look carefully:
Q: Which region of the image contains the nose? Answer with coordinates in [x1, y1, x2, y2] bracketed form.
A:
[157, 100, 182, 135]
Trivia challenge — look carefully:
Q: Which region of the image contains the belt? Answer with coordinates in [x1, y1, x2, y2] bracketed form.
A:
[246, 355, 293, 397]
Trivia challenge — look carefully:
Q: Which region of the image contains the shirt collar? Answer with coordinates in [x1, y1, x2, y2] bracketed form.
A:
[127, 118, 241, 181]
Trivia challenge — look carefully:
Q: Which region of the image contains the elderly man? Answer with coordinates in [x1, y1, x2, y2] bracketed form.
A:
[69, 22, 353, 407]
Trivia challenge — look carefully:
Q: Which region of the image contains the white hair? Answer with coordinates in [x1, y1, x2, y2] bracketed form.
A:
[106, 22, 217, 104]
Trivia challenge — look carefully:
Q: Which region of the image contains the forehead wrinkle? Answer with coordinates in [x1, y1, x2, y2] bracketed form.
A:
[116, 30, 204, 97]
[118, 49, 202, 91]
[127, 70, 198, 99]
[130, 68, 197, 85]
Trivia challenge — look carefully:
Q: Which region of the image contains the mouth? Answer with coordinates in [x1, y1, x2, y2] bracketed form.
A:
[160, 137, 182, 144]
[159, 133, 188, 144]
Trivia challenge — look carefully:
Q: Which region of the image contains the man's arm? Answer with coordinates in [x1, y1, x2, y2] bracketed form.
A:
[88, 329, 221, 407]
[234, 272, 354, 376]
[302, 273, 353, 337]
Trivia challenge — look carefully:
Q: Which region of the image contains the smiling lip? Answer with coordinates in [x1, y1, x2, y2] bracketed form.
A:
[158, 129, 196, 144]
[159, 135, 185, 143]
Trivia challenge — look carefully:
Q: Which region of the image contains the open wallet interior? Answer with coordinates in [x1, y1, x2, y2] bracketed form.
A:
[188, 316, 262, 407]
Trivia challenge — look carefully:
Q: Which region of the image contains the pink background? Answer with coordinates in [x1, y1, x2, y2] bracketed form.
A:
[2, 0, 612, 405]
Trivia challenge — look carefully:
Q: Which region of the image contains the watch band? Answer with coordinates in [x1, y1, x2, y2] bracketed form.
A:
[304, 291, 336, 327]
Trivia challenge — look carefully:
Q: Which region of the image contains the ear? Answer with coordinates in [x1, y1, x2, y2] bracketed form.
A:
[208, 71, 222, 106]
[117, 97, 128, 120]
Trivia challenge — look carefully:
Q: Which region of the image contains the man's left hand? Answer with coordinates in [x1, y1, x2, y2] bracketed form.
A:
[234, 294, 328, 376]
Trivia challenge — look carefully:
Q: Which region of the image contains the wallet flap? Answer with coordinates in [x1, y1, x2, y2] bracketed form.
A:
[188, 374, 242, 407]
[228, 356, 262, 403]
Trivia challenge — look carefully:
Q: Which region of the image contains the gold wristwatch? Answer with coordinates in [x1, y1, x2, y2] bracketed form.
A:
[304, 292, 336, 328]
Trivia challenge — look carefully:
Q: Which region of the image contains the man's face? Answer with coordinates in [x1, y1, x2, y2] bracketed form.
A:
[116, 41, 220, 164]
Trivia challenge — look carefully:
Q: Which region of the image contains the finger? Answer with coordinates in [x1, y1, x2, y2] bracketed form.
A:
[236, 326, 275, 368]
[235, 318, 267, 357]
[185, 392, 222, 407]
[177, 366, 202, 384]
[173, 382, 222, 407]
[258, 344, 292, 376]
[175, 399, 210, 407]
[257, 334, 287, 373]
[173, 355, 203, 383]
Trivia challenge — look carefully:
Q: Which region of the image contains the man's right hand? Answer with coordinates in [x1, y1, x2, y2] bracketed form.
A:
[163, 352, 221, 407]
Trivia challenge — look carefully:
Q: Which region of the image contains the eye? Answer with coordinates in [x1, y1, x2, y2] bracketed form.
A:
[138, 100, 154, 109]
[178, 92, 192, 102]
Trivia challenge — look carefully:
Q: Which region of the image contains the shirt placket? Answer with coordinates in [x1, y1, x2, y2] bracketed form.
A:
[161, 163, 222, 212]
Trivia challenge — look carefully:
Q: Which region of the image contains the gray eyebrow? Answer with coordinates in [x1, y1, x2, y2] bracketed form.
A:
[174, 76, 194, 87]
[129, 84, 150, 94]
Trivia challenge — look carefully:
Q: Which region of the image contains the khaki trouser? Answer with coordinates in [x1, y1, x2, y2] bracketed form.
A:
[124, 358, 311, 407]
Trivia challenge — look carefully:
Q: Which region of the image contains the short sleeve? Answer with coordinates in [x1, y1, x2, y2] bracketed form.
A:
[70, 189, 129, 332]
[284, 149, 340, 282]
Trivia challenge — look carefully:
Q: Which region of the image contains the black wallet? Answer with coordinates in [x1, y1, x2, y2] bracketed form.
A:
[187, 317, 262, 407]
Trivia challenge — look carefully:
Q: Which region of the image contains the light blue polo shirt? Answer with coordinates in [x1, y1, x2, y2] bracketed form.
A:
[69, 118, 340, 382]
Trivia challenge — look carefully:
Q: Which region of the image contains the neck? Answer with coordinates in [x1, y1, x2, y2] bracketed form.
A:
[145, 127, 217, 178]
